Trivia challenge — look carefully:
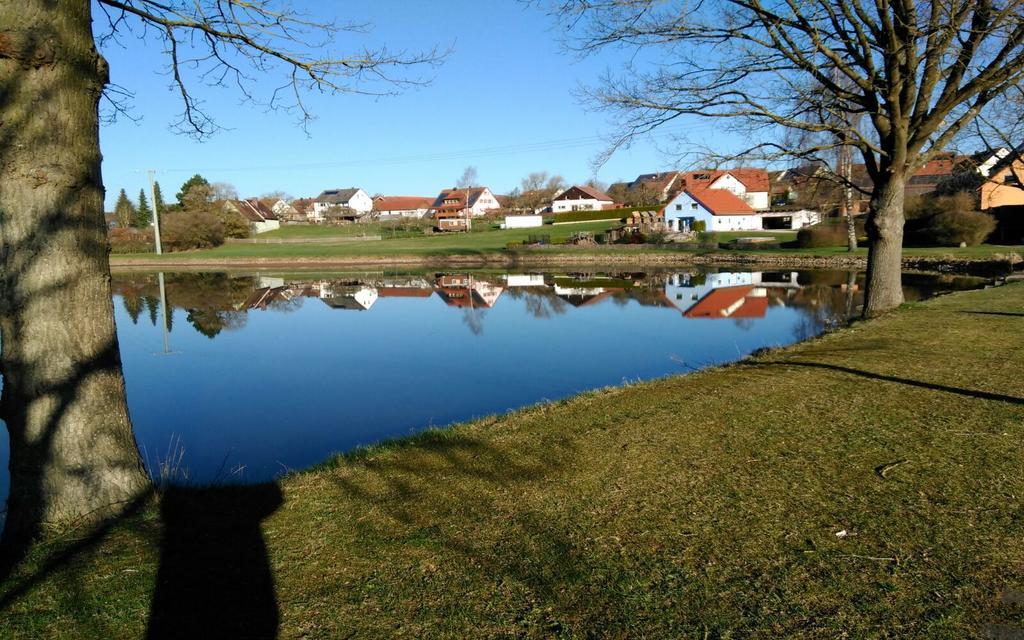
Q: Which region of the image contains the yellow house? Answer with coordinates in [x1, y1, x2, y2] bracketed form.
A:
[980, 158, 1024, 209]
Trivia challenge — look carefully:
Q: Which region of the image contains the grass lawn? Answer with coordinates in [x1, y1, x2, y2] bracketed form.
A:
[2, 284, 1023, 637]
[118, 221, 621, 259]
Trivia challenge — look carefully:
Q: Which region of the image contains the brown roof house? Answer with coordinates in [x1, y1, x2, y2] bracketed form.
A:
[223, 199, 280, 234]
[550, 185, 616, 213]
[372, 195, 434, 219]
[431, 187, 501, 231]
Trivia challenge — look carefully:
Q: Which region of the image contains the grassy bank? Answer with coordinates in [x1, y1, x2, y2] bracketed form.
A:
[2, 285, 1023, 637]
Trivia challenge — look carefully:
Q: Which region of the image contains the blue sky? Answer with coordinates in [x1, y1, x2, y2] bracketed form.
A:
[96, 0, 735, 209]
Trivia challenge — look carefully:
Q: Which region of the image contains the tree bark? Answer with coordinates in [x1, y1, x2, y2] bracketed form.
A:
[0, 1, 149, 542]
[862, 174, 907, 317]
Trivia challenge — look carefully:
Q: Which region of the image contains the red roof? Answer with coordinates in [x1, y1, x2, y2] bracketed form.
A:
[373, 196, 433, 212]
[432, 187, 491, 214]
[228, 199, 278, 222]
[556, 184, 613, 202]
[687, 188, 755, 215]
[684, 286, 768, 319]
[681, 169, 770, 193]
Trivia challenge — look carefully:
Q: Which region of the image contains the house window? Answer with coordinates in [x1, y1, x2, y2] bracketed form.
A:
[691, 203, 698, 210]
[676, 204, 682, 211]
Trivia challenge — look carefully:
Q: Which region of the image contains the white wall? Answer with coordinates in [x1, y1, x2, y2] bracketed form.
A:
[504, 215, 544, 229]
[711, 215, 762, 232]
[470, 189, 500, 216]
[251, 219, 280, 234]
[551, 198, 611, 212]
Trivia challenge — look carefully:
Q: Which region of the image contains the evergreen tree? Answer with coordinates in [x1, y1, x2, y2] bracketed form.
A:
[152, 181, 166, 213]
[176, 174, 210, 207]
[113, 188, 136, 228]
[144, 296, 159, 327]
[135, 189, 152, 228]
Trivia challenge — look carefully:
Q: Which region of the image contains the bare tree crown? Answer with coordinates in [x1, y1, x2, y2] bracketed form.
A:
[96, 0, 446, 137]
[549, 0, 1024, 183]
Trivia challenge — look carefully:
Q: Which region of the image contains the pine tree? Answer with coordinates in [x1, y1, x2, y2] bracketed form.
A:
[113, 188, 136, 228]
[176, 174, 210, 208]
[135, 189, 152, 228]
[122, 294, 143, 325]
[153, 181, 166, 213]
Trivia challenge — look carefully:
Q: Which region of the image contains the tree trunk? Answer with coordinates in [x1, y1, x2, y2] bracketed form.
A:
[862, 174, 907, 317]
[0, 1, 150, 542]
[844, 185, 858, 253]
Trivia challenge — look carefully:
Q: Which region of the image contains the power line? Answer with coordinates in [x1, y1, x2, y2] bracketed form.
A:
[157, 123, 708, 174]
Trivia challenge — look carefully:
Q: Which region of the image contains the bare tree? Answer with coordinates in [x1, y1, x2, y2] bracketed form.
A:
[546, 0, 1024, 316]
[518, 171, 567, 211]
[0, 0, 442, 543]
[456, 165, 479, 188]
[210, 181, 239, 201]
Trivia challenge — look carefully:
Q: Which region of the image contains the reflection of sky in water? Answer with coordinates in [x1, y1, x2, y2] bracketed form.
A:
[0, 269, 986, 510]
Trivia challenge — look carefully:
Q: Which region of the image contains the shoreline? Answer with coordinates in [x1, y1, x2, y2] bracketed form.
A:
[4, 283, 1023, 637]
[109, 249, 1019, 275]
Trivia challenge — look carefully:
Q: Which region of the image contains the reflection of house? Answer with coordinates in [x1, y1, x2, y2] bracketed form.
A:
[504, 274, 546, 287]
[550, 185, 616, 212]
[321, 285, 378, 311]
[240, 286, 292, 310]
[552, 284, 611, 307]
[224, 199, 281, 234]
[434, 275, 504, 308]
[661, 189, 761, 232]
[682, 285, 769, 319]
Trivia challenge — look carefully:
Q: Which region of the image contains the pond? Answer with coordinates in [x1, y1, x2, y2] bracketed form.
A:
[0, 267, 989, 508]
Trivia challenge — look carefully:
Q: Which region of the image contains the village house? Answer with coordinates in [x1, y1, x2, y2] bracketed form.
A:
[550, 185, 616, 212]
[677, 169, 772, 211]
[311, 188, 373, 222]
[431, 187, 501, 231]
[372, 195, 433, 219]
[980, 155, 1024, 210]
[270, 199, 307, 224]
[223, 199, 281, 234]
[661, 189, 762, 232]
[626, 172, 683, 202]
[682, 285, 769, 319]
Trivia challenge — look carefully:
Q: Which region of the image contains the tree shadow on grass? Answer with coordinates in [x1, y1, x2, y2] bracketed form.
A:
[960, 311, 1024, 318]
[743, 360, 1024, 405]
[145, 483, 283, 640]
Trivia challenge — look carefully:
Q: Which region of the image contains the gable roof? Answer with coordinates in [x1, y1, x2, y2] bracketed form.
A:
[683, 286, 768, 319]
[315, 188, 363, 204]
[554, 184, 614, 202]
[227, 199, 279, 222]
[681, 169, 770, 193]
[687, 188, 755, 215]
[373, 196, 433, 211]
[432, 187, 492, 214]
[628, 172, 680, 195]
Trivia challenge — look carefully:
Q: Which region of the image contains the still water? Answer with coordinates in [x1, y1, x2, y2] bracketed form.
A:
[0, 267, 988, 502]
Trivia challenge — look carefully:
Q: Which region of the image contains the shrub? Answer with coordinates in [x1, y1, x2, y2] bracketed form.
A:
[691, 220, 707, 233]
[161, 211, 226, 251]
[553, 209, 627, 223]
[796, 224, 848, 248]
[217, 209, 251, 239]
[914, 209, 997, 246]
[644, 229, 669, 245]
[108, 227, 154, 254]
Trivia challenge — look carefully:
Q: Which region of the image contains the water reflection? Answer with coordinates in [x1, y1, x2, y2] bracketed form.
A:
[0, 268, 987, 500]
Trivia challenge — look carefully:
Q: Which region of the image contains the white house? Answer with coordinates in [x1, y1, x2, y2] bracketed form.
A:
[679, 169, 771, 211]
[662, 189, 762, 232]
[431, 187, 501, 218]
[550, 185, 616, 212]
[372, 196, 433, 219]
[223, 199, 281, 234]
[312, 188, 374, 220]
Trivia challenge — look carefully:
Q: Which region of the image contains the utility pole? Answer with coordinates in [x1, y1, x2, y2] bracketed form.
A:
[148, 169, 163, 255]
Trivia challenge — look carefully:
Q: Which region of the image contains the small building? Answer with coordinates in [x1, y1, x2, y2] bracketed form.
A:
[224, 199, 281, 234]
[678, 169, 772, 211]
[661, 189, 760, 232]
[311, 188, 373, 221]
[758, 209, 821, 230]
[550, 185, 616, 212]
[372, 195, 433, 219]
[503, 215, 544, 229]
[270, 199, 307, 224]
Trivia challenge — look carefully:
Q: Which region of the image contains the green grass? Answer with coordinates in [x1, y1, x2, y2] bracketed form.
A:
[3, 284, 1023, 637]
[116, 220, 621, 260]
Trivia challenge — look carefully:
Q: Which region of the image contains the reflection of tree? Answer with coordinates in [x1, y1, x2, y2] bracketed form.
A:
[462, 308, 486, 336]
[145, 296, 160, 327]
[186, 310, 249, 339]
[123, 295, 143, 325]
[506, 287, 569, 319]
[733, 318, 755, 332]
